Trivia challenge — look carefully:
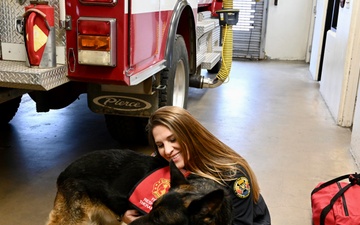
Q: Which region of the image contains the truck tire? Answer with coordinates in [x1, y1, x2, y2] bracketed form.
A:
[105, 35, 190, 145]
[159, 35, 189, 108]
[105, 115, 148, 146]
[0, 96, 22, 125]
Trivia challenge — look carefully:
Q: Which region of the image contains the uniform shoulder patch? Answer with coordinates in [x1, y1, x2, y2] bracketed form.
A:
[233, 177, 251, 198]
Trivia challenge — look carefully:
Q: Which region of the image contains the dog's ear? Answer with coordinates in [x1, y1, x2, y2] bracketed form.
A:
[187, 189, 225, 224]
[169, 160, 189, 188]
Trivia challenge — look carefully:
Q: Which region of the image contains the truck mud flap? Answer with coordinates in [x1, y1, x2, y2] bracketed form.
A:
[87, 85, 158, 117]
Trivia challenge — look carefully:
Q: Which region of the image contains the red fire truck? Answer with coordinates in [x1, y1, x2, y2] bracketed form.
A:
[0, 0, 238, 144]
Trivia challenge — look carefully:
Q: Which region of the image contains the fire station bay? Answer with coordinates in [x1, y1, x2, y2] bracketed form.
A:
[0, 0, 359, 225]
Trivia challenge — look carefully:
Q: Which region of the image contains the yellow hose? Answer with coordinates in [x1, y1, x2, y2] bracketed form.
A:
[199, 0, 235, 88]
[216, 0, 234, 83]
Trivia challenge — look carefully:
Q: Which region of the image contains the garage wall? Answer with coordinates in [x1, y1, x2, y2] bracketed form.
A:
[348, 1, 360, 167]
[319, 0, 359, 127]
[264, 0, 313, 60]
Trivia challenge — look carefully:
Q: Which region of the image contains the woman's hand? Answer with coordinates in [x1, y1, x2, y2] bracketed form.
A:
[122, 209, 142, 224]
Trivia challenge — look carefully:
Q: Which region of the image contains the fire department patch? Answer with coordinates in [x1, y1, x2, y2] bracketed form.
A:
[152, 178, 170, 198]
[233, 177, 251, 198]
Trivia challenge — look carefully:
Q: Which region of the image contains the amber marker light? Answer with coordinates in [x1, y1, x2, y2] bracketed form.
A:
[77, 17, 116, 66]
[78, 35, 110, 51]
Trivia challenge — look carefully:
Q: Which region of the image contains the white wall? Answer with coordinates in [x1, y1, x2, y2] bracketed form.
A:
[308, 0, 327, 80]
[319, 0, 359, 127]
[351, 70, 360, 167]
[264, 0, 313, 60]
[349, 1, 360, 167]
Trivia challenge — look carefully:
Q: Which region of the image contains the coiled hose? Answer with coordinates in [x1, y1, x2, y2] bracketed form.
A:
[201, 0, 234, 88]
[216, 24, 232, 82]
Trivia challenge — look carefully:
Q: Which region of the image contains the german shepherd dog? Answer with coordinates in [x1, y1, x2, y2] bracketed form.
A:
[129, 159, 233, 225]
[46, 149, 232, 225]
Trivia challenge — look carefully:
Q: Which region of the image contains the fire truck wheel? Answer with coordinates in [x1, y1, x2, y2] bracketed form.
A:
[159, 35, 189, 108]
[0, 96, 22, 125]
[105, 115, 148, 146]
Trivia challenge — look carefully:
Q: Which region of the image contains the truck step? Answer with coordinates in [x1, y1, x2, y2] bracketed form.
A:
[213, 46, 222, 53]
[196, 18, 218, 38]
[0, 61, 68, 91]
[201, 52, 221, 70]
[197, 11, 212, 21]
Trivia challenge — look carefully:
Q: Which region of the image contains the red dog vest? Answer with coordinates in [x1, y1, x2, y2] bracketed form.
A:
[128, 166, 189, 214]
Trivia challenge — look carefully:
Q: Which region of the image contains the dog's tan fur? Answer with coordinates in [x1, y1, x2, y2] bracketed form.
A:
[44, 149, 231, 225]
[46, 192, 121, 225]
[45, 149, 168, 225]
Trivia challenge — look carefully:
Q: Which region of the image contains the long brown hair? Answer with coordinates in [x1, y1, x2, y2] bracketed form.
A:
[147, 106, 260, 202]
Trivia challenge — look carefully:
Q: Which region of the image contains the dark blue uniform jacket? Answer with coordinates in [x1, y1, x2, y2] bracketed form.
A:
[225, 170, 271, 225]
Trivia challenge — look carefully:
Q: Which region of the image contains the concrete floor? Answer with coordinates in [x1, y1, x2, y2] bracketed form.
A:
[0, 60, 358, 225]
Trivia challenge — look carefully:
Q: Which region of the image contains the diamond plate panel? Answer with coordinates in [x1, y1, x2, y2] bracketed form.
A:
[0, 0, 65, 46]
[212, 26, 220, 46]
[196, 15, 221, 70]
[201, 53, 221, 70]
[197, 53, 206, 67]
[197, 20, 215, 38]
[0, 61, 69, 90]
[197, 11, 211, 22]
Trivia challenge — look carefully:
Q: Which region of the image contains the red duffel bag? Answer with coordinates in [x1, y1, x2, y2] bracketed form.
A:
[311, 173, 360, 225]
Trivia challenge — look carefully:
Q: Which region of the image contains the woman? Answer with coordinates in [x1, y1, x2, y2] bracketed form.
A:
[123, 106, 271, 225]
